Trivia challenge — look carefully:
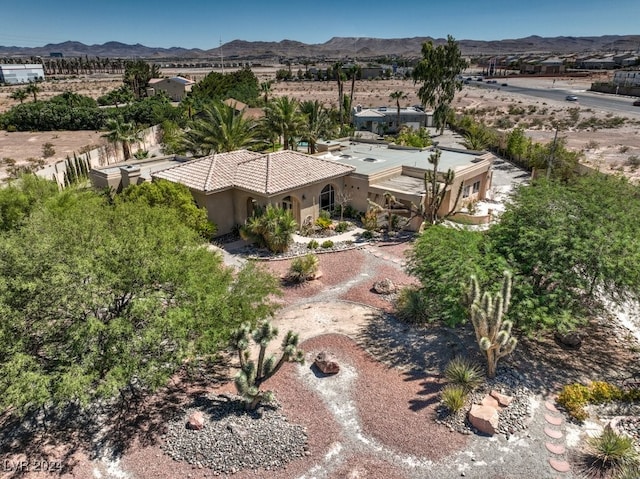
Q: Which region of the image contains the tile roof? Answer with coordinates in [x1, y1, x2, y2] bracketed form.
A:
[152, 150, 354, 196]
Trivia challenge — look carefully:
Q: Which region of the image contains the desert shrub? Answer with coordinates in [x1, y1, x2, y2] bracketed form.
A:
[286, 254, 319, 283]
[494, 117, 513, 129]
[315, 215, 332, 230]
[589, 381, 623, 404]
[342, 205, 359, 219]
[625, 155, 640, 170]
[585, 140, 599, 150]
[582, 427, 638, 478]
[444, 357, 484, 392]
[619, 145, 630, 154]
[42, 142, 55, 158]
[307, 239, 319, 249]
[441, 385, 467, 413]
[361, 209, 379, 231]
[320, 240, 334, 249]
[395, 286, 432, 323]
[335, 221, 349, 233]
[557, 382, 624, 421]
[360, 230, 374, 240]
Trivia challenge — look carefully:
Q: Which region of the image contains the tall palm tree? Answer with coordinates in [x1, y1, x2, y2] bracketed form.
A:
[347, 64, 361, 119]
[25, 81, 41, 102]
[332, 62, 345, 125]
[182, 102, 256, 156]
[262, 96, 304, 151]
[389, 91, 408, 133]
[300, 100, 334, 154]
[10, 88, 28, 104]
[260, 81, 273, 104]
[102, 118, 140, 161]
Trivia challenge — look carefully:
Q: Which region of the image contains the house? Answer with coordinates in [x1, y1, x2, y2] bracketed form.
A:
[147, 76, 195, 101]
[352, 106, 432, 134]
[0, 64, 44, 84]
[90, 139, 494, 236]
[613, 69, 640, 87]
[224, 97, 265, 120]
[152, 150, 355, 235]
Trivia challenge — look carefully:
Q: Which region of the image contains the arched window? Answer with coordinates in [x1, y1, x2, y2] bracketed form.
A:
[319, 184, 335, 211]
[282, 196, 293, 211]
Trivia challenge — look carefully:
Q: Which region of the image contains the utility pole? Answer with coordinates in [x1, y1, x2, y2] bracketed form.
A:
[546, 127, 559, 180]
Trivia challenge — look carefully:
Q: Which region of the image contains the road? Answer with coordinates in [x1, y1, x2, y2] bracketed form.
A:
[472, 81, 640, 117]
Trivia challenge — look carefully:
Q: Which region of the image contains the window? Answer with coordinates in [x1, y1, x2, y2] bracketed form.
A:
[319, 184, 335, 211]
[282, 196, 293, 211]
[472, 181, 481, 194]
[462, 185, 471, 198]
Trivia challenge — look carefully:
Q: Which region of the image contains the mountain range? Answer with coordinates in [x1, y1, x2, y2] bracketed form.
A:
[1, 35, 639, 60]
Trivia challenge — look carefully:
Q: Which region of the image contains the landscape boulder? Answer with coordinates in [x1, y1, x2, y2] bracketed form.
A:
[468, 404, 499, 435]
[187, 411, 205, 430]
[372, 278, 397, 295]
[554, 330, 582, 349]
[490, 390, 514, 407]
[314, 351, 340, 375]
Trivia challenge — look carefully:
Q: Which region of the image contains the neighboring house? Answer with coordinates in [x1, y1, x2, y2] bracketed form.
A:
[147, 76, 195, 101]
[90, 140, 494, 236]
[224, 97, 265, 120]
[352, 106, 432, 134]
[519, 57, 565, 75]
[0, 64, 44, 84]
[613, 69, 640, 87]
[578, 56, 617, 70]
[152, 150, 355, 235]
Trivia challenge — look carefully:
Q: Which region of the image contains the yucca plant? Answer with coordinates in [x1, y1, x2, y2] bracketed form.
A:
[444, 357, 484, 392]
[286, 254, 319, 283]
[441, 384, 467, 413]
[583, 426, 639, 477]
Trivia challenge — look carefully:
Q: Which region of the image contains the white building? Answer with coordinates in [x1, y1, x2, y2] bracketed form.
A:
[613, 70, 640, 87]
[0, 64, 45, 84]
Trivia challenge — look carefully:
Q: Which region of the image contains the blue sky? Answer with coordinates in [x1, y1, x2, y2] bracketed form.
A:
[1, 0, 638, 49]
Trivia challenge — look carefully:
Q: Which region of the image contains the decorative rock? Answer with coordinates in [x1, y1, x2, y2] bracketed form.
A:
[372, 278, 397, 295]
[548, 458, 571, 473]
[554, 331, 582, 349]
[545, 442, 566, 455]
[490, 390, 514, 407]
[314, 351, 340, 375]
[187, 411, 205, 430]
[544, 426, 563, 440]
[544, 414, 563, 426]
[468, 404, 499, 435]
[480, 395, 500, 409]
[545, 400, 559, 413]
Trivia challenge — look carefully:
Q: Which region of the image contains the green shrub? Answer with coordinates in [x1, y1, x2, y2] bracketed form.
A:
[360, 230, 374, 240]
[441, 385, 467, 413]
[395, 286, 432, 323]
[320, 240, 334, 249]
[286, 254, 319, 283]
[583, 427, 638, 477]
[307, 239, 319, 249]
[557, 381, 624, 421]
[361, 209, 378, 231]
[335, 221, 349, 233]
[315, 215, 332, 230]
[444, 357, 484, 392]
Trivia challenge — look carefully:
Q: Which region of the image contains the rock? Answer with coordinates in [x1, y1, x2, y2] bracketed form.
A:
[313, 270, 323, 280]
[314, 351, 340, 374]
[468, 404, 499, 435]
[490, 390, 514, 407]
[372, 278, 397, 295]
[480, 394, 500, 409]
[554, 330, 582, 348]
[187, 411, 205, 430]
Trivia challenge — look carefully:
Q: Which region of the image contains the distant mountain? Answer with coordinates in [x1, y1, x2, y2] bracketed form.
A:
[1, 35, 639, 60]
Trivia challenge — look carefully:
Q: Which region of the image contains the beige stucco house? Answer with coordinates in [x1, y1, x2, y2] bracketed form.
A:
[147, 77, 195, 101]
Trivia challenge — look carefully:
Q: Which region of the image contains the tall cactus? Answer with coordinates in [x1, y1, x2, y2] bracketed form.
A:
[229, 320, 304, 410]
[466, 271, 517, 378]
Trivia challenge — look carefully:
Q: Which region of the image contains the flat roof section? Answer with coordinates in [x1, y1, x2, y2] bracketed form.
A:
[330, 142, 486, 176]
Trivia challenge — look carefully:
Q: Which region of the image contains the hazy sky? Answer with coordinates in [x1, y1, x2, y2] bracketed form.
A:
[1, 0, 638, 49]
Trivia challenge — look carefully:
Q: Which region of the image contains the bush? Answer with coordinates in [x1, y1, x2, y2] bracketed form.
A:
[583, 427, 638, 477]
[557, 381, 624, 421]
[444, 357, 484, 392]
[335, 221, 349, 233]
[441, 385, 467, 413]
[286, 254, 319, 283]
[361, 209, 378, 231]
[315, 215, 332, 230]
[307, 239, 319, 249]
[320, 240, 334, 249]
[395, 286, 432, 323]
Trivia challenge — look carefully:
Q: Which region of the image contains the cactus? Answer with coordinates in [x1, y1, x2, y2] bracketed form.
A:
[229, 320, 304, 410]
[466, 271, 517, 378]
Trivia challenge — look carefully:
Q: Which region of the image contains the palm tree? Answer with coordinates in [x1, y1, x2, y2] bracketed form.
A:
[347, 64, 361, 119]
[300, 100, 334, 154]
[461, 123, 495, 151]
[260, 81, 273, 104]
[262, 96, 304, 151]
[10, 88, 28, 104]
[389, 91, 408, 133]
[102, 118, 140, 161]
[332, 62, 345, 125]
[25, 81, 41, 102]
[182, 102, 256, 156]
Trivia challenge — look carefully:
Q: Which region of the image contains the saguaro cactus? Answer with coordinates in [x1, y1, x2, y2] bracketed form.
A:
[466, 271, 517, 378]
[229, 320, 304, 410]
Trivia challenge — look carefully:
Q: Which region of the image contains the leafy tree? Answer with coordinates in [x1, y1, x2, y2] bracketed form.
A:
[394, 127, 432, 148]
[123, 60, 159, 98]
[0, 97, 105, 131]
[487, 174, 640, 332]
[97, 85, 135, 107]
[119, 179, 217, 239]
[10, 88, 28, 104]
[412, 35, 468, 134]
[24, 81, 41, 102]
[389, 91, 408, 132]
[190, 67, 259, 105]
[159, 119, 185, 155]
[405, 225, 506, 326]
[0, 190, 280, 416]
[182, 102, 256, 156]
[0, 175, 59, 231]
[262, 96, 304, 150]
[505, 127, 529, 162]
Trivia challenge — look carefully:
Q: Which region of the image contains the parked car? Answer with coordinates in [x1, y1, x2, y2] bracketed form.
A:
[565, 95, 578, 102]
[633, 99, 640, 106]
[487, 80, 498, 84]
[501, 83, 508, 87]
